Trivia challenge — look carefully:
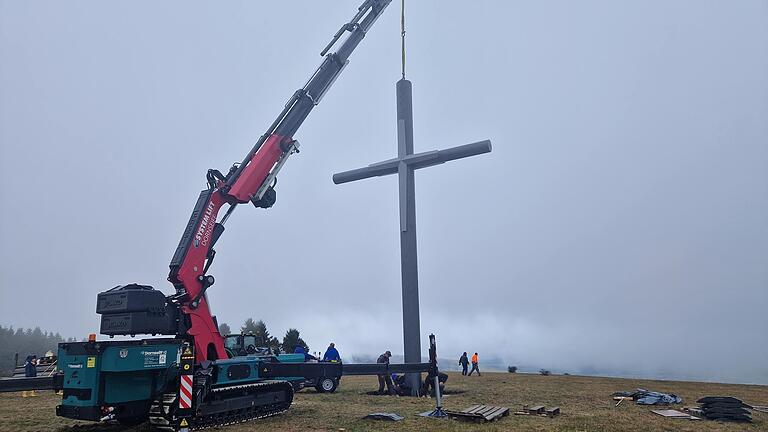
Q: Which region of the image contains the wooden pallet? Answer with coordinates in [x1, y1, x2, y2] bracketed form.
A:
[445, 405, 510, 423]
[514, 405, 561, 417]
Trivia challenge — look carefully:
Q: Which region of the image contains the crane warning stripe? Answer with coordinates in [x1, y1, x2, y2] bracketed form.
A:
[179, 375, 193, 409]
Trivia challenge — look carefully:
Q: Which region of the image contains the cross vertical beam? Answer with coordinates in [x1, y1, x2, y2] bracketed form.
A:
[396, 79, 422, 395]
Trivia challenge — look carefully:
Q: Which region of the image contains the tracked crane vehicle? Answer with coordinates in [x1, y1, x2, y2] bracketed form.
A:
[52, 1, 393, 430]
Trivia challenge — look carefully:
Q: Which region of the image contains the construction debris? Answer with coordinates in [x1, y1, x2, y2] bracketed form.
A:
[513, 404, 560, 417]
[527, 405, 545, 414]
[683, 406, 705, 417]
[444, 405, 510, 423]
[614, 396, 632, 407]
[364, 412, 404, 421]
[697, 396, 752, 422]
[651, 409, 700, 420]
[611, 388, 682, 405]
[751, 405, 768, 414]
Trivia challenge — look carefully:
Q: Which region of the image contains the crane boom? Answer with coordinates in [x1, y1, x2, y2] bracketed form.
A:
[166, 0, 392, 361]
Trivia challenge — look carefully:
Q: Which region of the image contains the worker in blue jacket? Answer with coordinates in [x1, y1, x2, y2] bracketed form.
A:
[22, 355, 38, 398]
[322, 343, 341, 362]
[293, 346, 317, 361]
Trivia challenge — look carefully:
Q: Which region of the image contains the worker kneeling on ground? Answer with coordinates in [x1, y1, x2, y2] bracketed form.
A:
[422, 371, 448, 396]
[392, 371, 448, 396]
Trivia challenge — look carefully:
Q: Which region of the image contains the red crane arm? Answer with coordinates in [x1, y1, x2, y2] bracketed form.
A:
[167, 0, 392, 361]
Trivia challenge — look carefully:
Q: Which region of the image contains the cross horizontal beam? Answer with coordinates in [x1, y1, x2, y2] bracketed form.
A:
[332, 139, 492, 185]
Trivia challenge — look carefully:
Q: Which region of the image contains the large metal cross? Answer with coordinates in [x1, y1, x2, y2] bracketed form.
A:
[333, 79, 491, 395]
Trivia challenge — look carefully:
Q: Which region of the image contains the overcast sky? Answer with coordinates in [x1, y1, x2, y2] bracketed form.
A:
[1, 1, 766, 384]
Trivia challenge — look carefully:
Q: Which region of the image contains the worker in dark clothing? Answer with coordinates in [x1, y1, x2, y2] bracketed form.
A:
[422, 371, 449, 396]
[376, 350, 395, 395]
[22, 355, 38, 397]
[24, 355, 37, 377]
[322, 343, 341, 362]
[392, 373, 407, 395]
[459, 352, 469, 375]
[468, 352, 481, 376]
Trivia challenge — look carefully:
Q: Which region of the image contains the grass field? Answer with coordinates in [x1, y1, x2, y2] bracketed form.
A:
[0, 372, 766, 432]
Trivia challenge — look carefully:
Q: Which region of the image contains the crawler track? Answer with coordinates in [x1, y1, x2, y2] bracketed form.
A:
[149, 381, 293, 431]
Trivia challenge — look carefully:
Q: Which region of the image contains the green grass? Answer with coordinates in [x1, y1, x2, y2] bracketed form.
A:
[0, 372, 765, 431]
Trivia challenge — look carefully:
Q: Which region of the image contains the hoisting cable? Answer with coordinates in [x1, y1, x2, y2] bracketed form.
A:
[401, 0, 406, 79]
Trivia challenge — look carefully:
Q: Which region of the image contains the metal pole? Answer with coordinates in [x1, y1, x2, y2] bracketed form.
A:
[427, 333, 446, 417]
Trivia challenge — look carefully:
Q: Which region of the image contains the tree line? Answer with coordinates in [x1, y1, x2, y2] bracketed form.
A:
[218, 319, 309, 355]
[0, 325, 79, 375]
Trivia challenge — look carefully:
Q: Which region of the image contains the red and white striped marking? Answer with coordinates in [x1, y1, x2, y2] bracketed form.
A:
[178, 375, 193, 409]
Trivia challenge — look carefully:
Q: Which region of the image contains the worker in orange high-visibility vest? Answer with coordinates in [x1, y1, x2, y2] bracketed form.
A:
[468, 352, 481, 376]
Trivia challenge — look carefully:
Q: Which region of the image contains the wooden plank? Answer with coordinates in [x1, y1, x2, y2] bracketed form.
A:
[485, 407, 507, 420]
[477, 405, 493, 415]
[448, 410, 482, 418]
[494, 407, 511, 419]
[463, 405, 482, 414]
[485, 407, 505, 418]
[450, 405, 510, 423]
[478, 406, 495, 416]
[447, 412, 484, 423]
[652, 409, 695, 419]
[462, 405, 485, 414]
[479, 406, 510, 420]
[528, 405, 545, 414]
[446, 405, 509, 422]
